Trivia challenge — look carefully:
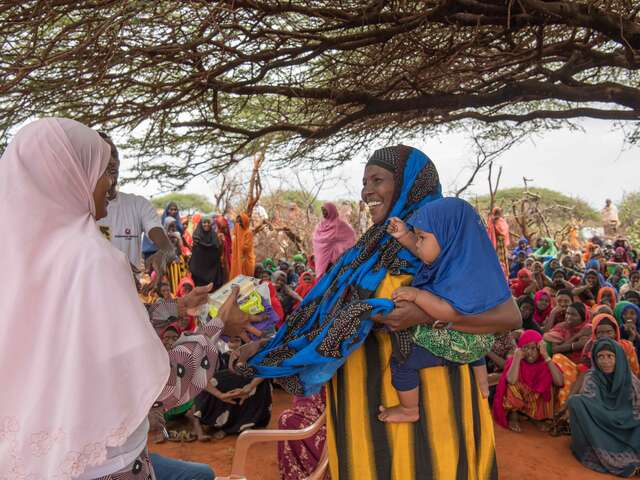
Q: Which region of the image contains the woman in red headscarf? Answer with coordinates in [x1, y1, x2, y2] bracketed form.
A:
[292, 271, 317, 311]
[493, 330, 564, 432]
[487, 207, 511, 277]
[510, 269, 534, 297]
[230, 213, 256, 278]
[543, 302, 591, 363]
[215, 215, 232, 281]
[312, 202, 356, 278]
[533, 290, 553, 326]
[596, 287, 617, 311]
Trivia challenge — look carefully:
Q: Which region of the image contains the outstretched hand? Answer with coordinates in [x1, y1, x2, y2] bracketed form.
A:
[219, 285, 265, 342]
[181, 283, 213, 315]
[229, 338, 270, 372]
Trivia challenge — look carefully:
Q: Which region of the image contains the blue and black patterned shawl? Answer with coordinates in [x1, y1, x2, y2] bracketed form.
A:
[247, 146, 442, 395]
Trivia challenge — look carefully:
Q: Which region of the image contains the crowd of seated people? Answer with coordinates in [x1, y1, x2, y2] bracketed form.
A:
[490, 233, 640, 477]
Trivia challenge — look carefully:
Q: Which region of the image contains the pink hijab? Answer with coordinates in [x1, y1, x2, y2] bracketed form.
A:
[492, 330, 555, 428]
[312, 202, 356, 277]
[0, 119, 169, 478]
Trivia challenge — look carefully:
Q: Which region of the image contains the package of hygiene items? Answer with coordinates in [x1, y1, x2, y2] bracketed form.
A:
[206, 275, 268, 320]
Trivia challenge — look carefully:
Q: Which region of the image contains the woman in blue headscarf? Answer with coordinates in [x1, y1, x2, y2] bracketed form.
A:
[568, 338, 640, 477]
[244, 146, 520, 479]
[161, 201, 184, 234]
[512, 237, 533, 258]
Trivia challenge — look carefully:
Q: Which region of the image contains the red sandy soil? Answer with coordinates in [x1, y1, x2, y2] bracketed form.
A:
[149, 389, 614, 479]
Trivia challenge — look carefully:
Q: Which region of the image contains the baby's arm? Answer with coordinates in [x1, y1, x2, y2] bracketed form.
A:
[393, 287, 459, 322]
[386, 217, 418, 257]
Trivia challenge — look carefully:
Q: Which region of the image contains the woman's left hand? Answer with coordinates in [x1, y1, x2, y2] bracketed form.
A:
[178, 283, 213, 314]
[372, 300, 434, 331]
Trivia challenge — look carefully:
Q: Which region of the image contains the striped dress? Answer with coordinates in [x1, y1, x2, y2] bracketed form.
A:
[326, 274, 498, 480]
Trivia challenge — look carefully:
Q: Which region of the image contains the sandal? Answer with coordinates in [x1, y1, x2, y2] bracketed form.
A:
[167, 430, 181, 443]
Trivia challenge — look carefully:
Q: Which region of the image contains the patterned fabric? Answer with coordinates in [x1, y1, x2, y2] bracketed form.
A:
[552, 354, 584, 409]
[278, 390, 327, 480]
[94, 447, 155, 480]
[502, 382, 554, 421]
[167, 257, 189, 296]
[496, 235, 510, 278]
[157, 318, 224, 412]
[248, 146, 442, 395]
[568, 339, 640, 477]
[413, 326, 494, 364]
[326, 272, 498, 480]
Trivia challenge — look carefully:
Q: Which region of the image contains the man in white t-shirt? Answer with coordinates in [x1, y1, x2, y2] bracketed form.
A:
[601, 198, 620, 236]
[97, 133, 175, 276]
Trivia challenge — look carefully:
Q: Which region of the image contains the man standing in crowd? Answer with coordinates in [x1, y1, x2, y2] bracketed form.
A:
[97, 132, 176, 281]
[601, 198, 619, 236]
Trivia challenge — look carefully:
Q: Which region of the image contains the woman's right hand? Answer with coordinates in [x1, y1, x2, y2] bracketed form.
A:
[372, 300, 434, 331]
[218, 285, 265, 341]
[229, 338, 270, 372]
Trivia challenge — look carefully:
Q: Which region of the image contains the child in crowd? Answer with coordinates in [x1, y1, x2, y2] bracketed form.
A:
[159, 324, 211, 442]
[378, 197, 513, 423]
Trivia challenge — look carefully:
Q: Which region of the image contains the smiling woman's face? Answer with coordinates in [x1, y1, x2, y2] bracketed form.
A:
[361, 165, 395, 224]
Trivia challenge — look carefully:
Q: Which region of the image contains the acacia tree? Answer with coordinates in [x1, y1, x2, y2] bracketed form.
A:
[1, 1, 639, 185]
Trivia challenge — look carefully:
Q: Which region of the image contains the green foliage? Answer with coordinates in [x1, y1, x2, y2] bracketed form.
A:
[151, 192, 214, 214]
[618, 192, 640, 248]
[471, 187, 599, 223]
[261, 189, 323, 214]
[618, 192, 640, 227]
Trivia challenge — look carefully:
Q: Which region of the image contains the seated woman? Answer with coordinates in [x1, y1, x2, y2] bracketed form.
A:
[533, 289, 553, 327]
[552, 313, 639, 424]
[272, 270, 303, 318]
[542, 288, 573, 332]
[596, 286, 617, 311]
[616, 301, 640, 356]
[568, 338, 640, 477]
[516, 295, 542, 333]
[159, 324, 211, 443]
[493, 330, 563, 432]
[510, 268, 534, 297]
[194, 336, 272, 439]
[543, 302, 591, 363]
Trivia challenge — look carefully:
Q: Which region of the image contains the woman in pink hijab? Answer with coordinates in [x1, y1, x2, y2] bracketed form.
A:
[312, 202, 357, 277]
[0, 119, 259, 479]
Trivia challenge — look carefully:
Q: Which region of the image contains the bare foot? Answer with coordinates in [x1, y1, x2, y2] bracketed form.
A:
[508, 413, 522, 433]
[378, 404, 419, 423]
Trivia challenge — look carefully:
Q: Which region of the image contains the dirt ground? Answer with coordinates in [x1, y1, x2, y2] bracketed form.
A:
[149, 389, 613, 479]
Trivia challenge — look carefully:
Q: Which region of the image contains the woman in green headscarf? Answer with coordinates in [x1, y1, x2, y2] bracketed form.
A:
[568, 338, 640, 477]
[262, 257, 277, 273]
[533, 237, 558, 260]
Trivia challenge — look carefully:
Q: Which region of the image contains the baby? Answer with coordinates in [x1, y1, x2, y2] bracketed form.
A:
[378, 197, 512, 423]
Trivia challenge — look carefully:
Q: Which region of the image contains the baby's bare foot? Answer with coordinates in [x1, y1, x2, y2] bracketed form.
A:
[378, 404, 420, 423]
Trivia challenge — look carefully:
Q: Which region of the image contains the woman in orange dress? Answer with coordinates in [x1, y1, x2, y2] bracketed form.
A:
[230, 212, 256, 278]
[487, 207, 511, 277]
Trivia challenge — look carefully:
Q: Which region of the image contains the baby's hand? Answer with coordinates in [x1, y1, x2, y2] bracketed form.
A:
[392, 287, 419, 303]
[386, 217, 409, 239]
